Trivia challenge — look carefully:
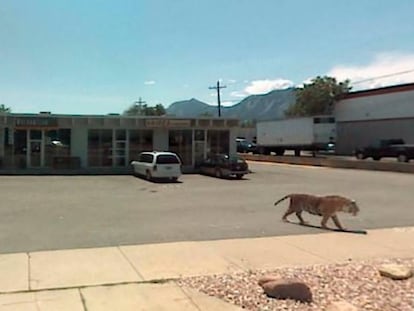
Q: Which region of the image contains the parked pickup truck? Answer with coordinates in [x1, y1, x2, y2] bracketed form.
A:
[354, 139, 414, 162]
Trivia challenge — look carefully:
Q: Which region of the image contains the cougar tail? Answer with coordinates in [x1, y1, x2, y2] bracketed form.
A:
[274, 195, 291, 206]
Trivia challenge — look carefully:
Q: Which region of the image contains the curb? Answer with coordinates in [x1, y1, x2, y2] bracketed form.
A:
[241, 154, 414, 174]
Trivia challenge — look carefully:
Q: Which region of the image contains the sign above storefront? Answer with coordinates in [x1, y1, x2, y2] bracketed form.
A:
[14, 117, 58, 129]
[145, 119, 192, 128]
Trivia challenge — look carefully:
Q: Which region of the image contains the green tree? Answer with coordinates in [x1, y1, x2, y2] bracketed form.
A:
[153, 104, 166, 116]
[285, 76, 351, 117]
[123, 103, 166, 116]
[0, 104, 11, 113]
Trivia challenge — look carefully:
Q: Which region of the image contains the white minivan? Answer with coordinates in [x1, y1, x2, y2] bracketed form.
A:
[131, 151, 182, 181]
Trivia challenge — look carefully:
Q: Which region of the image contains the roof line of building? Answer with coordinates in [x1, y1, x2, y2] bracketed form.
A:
[1, 113, 238, 121]
[343, 82, 414, 100]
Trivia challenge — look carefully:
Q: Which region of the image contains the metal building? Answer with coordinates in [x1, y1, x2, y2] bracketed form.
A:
[334, 83, 414, 155]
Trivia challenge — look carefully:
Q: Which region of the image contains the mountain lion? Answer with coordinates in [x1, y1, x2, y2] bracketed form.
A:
[274, 193, 360, 230]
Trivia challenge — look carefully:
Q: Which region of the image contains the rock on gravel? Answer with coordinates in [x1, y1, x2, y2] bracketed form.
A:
[258, 276, 312, 302]
[378, 263, 413, 280]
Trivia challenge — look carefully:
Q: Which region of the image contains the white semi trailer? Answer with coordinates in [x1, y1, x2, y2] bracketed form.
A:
[256, 115, 336, 156]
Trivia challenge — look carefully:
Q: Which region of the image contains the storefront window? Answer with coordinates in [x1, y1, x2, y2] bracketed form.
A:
[45, 129, 71, 167]
[88, 129, 113, 167]
[194, 129, 205, 141]
[207, 130, 229, 155]
[6, 129, 26, 168]
[169, 130, 192, 165]
[116, 129, 126, 141]
[129, 130, 153, 162]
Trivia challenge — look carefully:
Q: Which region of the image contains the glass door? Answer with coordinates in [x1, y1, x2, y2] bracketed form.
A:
[169, 130, 192, 166]
[194, 129, 206, 168]
[13, 130, 27, 168]
[28, 130, 43, 167]
[29, 141, 42, 167]
[113, 129, 127, 167]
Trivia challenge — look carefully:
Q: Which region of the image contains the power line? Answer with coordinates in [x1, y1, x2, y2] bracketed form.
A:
[352, 68, 414, 85]
[209, 81, 227, 117]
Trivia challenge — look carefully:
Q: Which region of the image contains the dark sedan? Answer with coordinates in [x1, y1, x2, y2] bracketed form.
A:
[199, 154, 250, 179]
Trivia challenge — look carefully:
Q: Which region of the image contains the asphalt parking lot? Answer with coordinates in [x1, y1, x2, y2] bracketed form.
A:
[1, 161, 413, 254]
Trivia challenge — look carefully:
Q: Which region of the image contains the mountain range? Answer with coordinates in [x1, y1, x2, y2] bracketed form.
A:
[166, 88, 296, 121]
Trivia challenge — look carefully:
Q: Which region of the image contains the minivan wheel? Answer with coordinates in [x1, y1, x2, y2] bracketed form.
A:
[356, 152, 364, 160]
[235, 174, 243, 179]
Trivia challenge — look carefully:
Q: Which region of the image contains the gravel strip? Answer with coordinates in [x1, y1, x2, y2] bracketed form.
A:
[177, 257, 414, 311]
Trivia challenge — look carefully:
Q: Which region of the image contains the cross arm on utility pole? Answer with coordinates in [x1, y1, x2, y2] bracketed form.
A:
[134, 97, 146, 105]
[209, 81, 227, 117]
[133, 97, 146, 115]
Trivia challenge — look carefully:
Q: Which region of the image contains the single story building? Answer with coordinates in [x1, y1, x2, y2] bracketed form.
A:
[334, 83, 414, 155]
[0, 113, 240, 173]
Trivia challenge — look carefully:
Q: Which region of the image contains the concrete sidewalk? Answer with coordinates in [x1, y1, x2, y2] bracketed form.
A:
[0, 226, 413, 310]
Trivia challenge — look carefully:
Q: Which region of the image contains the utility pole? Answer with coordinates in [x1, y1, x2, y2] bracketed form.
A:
[134, 97, 146, 115]
[209, 81, 226, 117]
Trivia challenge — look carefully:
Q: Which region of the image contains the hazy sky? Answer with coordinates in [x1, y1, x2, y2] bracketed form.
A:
[1, 0, 414, 114]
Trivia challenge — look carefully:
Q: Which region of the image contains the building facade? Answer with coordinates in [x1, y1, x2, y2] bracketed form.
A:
[0, 113, 240, 173]
[334, 83, 414, 155]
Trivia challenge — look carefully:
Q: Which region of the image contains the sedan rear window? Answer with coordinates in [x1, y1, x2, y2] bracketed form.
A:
[156, 155, 180, 164]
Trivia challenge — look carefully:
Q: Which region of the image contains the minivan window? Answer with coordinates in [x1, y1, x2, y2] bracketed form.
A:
[156, 155, 180, 164]
[139, 153, 154, 163]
